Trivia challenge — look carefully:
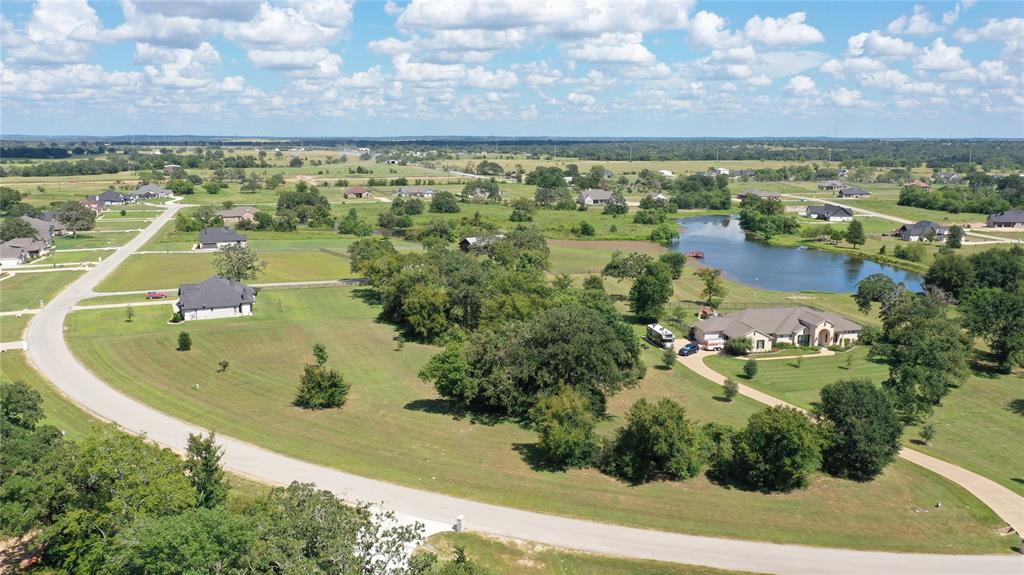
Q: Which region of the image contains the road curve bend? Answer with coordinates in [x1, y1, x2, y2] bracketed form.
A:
[25, 204, 1023, 575]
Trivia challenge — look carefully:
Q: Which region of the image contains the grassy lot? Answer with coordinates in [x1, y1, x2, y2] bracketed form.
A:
[0, 271, 83, 312]
[93, 219, 149, 231]
[37, 250, 113, 265]
[54, 232, 137, 249]
[95, 251, 353, 292]
[77, 293, 175, 306]
[426, 532, 764, 575]
[64, 287, 1008, 553]
[1, 314, 31, 341]
[706, 350, 1024, 496]
[548, 240, 666, 275]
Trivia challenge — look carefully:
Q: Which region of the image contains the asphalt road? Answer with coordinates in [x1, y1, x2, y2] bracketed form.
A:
[24, 203, 1024, 575]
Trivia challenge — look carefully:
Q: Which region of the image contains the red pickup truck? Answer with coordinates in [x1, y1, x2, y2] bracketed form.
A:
[145, 291, 167, 299]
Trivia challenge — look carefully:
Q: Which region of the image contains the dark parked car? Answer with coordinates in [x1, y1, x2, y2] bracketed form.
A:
[678, 342, 700, 356]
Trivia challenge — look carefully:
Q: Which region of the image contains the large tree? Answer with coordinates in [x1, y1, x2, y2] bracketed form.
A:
[845, 219, 865, 248]
[530, 386, 599, 469]
[694, 267, 727, 307]
[184, 432, 228, 509]
[731, 406, 822, 492]
[628, 261, 674, 322]
[213, 244, 267, 282]
[56, 202, 97, 236]
[601, 398, 710, 484]
[0, 217, 37, 242]
[814, 379, 903, 481]
[960, 286, 1024, 372]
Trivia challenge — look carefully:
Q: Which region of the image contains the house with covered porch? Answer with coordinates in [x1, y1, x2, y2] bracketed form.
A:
[692, 306, 863, 352]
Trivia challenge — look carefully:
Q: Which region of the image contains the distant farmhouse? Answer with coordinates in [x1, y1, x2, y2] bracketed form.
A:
[577, 188, 613, 206]
[736, 189, 781, 201]
[986, 210, 1024, 229]
[216, 206, 261, 227]
[837, 187, 870, 199]
[646, 192, 668, 202]
[79, 198, 105, 213]
[934, 172, 963, 184]
[198, 227, 247, 250]
[817, 180, 845, 191]
[459, 234, 505, 252]
[906, 179, 931, 190]
[344, 187, 374, 199]
[692, 306, 863, 352]
[397, 186, 434, 199]
[177, 276, 255, 321]
[896, 221, 948, 241]
[805, 205, 854, 222]
[132, 183, 172, 199]
[658, 169, 675, 177]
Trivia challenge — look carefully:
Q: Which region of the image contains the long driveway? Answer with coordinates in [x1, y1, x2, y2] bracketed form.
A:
[677, 348, 1024, 537]
[24, 206, 1023, 575]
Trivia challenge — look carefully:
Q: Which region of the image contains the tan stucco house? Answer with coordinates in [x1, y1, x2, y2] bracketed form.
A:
[692, 306, 863, 352]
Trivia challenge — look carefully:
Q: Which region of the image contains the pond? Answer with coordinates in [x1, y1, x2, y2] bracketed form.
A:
[672, 215, 924, 293]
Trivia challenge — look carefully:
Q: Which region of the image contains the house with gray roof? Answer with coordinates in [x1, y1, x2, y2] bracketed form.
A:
[987, 210, 1024, 228]
[736, 189, 781, 201]
[837, 187, 870, 199]
[896, 221, 948, 241]
[805, 205, 854, 222]
[396, 186, 434, 198]
[198, 227, 247, 250]
[0, 237, 49, 267]
[692, 306, 863, 352]
[132, 183, 172, 198]
[177, 276, 255, 321]
[459, 234, 506, 252]
[818, 180, 845, 191]
[21, 215, 65, 244]
[577, 188, 613, 206]
[91, 189, 132, 205]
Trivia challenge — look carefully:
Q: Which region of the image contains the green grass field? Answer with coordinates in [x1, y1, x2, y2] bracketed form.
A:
[95, 251, 352, 292]
[1, 314, 31, 341]
[37, 250, 112, 265]
[0, 351, 97, 437]
[426, 532, 763, 575]
[0, 271, 83, 312]
[54, 232, 138, 249]
[64, 287, 1008, 553]
[706, 350, 1024, 496]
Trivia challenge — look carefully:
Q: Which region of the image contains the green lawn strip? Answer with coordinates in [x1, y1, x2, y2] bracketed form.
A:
[850, 200, 989, 226]
[64, 288, 1007, 553]
[100, 209, 164, 218]
[77, 293, 175, 306]
[1, 271, 83, 312]
[1, 314, 31, 341]
[54, 232, 138, 249]
[93, 219, 148, 231]
[426, 532, 766, 575]
[37, 250, 112, 265]
[95, 251, 353, 292]
[705, 350, 1024, 496]
[549, 240, 665, 275]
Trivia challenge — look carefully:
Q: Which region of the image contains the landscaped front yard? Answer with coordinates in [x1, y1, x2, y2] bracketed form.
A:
[63, 286, 1009, 554]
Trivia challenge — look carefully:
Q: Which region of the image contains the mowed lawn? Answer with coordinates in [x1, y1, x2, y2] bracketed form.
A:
[427, 532, 764, 575]
[1, 314, 31, 341]
[706, 350, 1024, 497]
[95, 251, 353, 291]
[0, 351, 98, 437]
[0, 271, 83, 312]
[54, 231, 138, 249]
[65, 287, 1008, 553]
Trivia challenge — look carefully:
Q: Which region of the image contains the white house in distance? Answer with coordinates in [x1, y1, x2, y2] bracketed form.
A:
[692, 306, 863, 352]
[805, 205, 854, 222]
[215, 206, 261, 227]
[577, 188, 613, 206]
[198, 227, 247, 249]
[658, 169, 675, 177]
[177, 275, 255, 321]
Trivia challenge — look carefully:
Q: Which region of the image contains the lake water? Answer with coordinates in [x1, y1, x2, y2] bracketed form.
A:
[672, 215, 924, 293]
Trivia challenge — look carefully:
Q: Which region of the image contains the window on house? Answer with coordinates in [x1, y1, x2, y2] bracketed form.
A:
[756, 340, 765, 350]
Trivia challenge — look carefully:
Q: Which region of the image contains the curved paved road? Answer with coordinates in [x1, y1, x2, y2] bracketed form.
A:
[677, 349, 1024, 537]
[24, 205, 1023, 575]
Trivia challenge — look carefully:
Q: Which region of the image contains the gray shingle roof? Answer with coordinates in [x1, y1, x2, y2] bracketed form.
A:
[199, 227, 247, 244]
[806, 205, 854, 219]
[20, 215, 63, 241]
[133, 183, 172, 197]
[838, 187, 870, 197]
[988, 210, 1024, 225]
[178, 275, 255, 312]
[738, 189, 780, 199]
[94, 190, 127, 203]
[695, 306, 862, 338]
[577, 188, 613, 202]
[898, 221, 947, 236]
[215, 206, 260, 218]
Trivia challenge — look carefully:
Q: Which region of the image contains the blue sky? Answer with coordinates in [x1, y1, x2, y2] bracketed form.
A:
[1, 0, 1022, 137]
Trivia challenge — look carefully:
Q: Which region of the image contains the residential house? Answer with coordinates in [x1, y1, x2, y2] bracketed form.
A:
[934, 172, 963, 184]
[91, 189, 132, 206]
[21, 215, 65, 244]
[906, 179, 931, 190]
[692, 306, 863, 352]
[177, 275, 255, 321]
[163, 164, 182, 175]
[344, 187, 374, 199]
[463, 185, 500, 201]
[397, 186, 435, 199]
[0, 242, 31, 267]
[646, 192, 668, 202]
[805, 205, 854, 222]
[0, 237, 48, 266]
[732, 169, 755, 179]
[837, 187, 870, 199]
[132, 183, 172, 198]
[711, 167, 730, 176]
[987, 210, 1024, 228]
[837, 168, 850, 178]
[736, 189, 781, 201]
[198, 227, 248, 250]
[896, 221, 948, 241]
[817, 180, 845, 191]
[658, 170, 675, 178]
[80, 198, 105, 214]
[577, 188, 613, 206]
[459, 234, 505, 252]
[215, 206, 261, 227]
